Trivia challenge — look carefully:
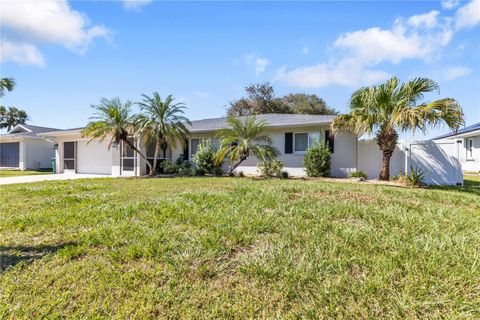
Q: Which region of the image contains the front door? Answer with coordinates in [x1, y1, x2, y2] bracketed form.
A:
[121, 138, 136, 176]
[63, 141, 76, 173]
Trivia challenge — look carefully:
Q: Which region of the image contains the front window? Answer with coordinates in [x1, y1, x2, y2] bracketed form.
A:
[466, 138, 473, 160]
[294, 133, 308, 153]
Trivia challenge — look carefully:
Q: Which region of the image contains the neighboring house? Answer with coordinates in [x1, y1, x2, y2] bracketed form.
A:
[38, 114, 358, 177]
[433, 122, 480, 173]
[0, 124, 59, 170]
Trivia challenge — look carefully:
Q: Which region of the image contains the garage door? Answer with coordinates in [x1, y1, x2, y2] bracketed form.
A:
[0, 142, 19, 168]
[76, 141, 112, 175]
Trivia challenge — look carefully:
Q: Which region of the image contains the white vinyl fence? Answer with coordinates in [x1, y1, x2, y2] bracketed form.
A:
[358, 139, 463, 186]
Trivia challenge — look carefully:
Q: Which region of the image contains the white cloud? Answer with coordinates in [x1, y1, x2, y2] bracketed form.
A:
[0, 0, 109, 66]
[0, 40, 45, 66]
[122, 0, 153, 11]
[276, 60, 390, 88]
[442, 0, 460, 9]
[442, 66, 472, 81]
[242, 54, 270, 75]
[277, 6, 466, 88]
[407, 11, 440, 29]
[255, 58, 270, 75]
[455, 0, 480, 29]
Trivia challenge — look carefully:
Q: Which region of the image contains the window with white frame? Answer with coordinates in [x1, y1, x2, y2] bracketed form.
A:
[466, 138, 473, 160]
[293, 132, 320, 153]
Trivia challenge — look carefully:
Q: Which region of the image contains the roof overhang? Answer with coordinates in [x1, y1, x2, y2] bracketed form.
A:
[433, 129, 480, 140]
[38, 128, 83, 138]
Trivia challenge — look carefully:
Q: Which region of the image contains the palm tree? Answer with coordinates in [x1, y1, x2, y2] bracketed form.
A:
[215, 116, 279, 175]
[332, 77, 464, 181]
[0, 77, 16, 97]
[82, 97, 153, 173]
[135, 93, 191, 176]
[0, 106, 29, 131]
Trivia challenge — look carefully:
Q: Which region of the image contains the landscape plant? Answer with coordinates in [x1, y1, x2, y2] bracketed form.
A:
[257, 159, 284, 177]
[192, 139, 221, 174]
[332, 77, 464, 180]
[82, 98, 153, 174]
[304, 142, 331, 177]
[135, 93, 190, 176]
[215, 116, 279, 175]
[349, 171, 368, 179]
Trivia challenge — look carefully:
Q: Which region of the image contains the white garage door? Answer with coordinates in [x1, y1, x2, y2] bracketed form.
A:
[76, 140, 112, 175]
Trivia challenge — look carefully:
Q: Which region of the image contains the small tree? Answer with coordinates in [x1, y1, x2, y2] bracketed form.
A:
[82, 98, 153, 173]
[192, 139, 221, 174]
[304, 143, 331, 177]
[215, 116, 279, 175]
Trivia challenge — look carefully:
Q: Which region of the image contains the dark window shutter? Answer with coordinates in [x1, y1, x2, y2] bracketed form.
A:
[325, 130, 334, 153]
[285, 132, 293, 154]
[183, 139, 189, 160]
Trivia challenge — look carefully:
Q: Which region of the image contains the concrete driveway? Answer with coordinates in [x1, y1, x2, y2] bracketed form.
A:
[0, 173, 112, 185]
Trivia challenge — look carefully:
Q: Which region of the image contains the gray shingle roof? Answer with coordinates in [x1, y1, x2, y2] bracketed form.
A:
[188, 114, 335, 132]
[2, 124, 61, 137]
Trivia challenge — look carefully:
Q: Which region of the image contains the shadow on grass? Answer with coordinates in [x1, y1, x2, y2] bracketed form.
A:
[0, 242, 76, 274]
[431, 177, 480, 196]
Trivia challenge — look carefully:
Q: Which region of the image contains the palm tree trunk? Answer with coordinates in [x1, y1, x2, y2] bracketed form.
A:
[151, 140, 161, 176]
[124, 138, 153, 175]
[376, 126, 398, 181]
[227, 156, 246, 175]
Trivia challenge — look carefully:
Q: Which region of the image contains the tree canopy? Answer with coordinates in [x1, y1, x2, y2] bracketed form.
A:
[226, 82, 337, 116]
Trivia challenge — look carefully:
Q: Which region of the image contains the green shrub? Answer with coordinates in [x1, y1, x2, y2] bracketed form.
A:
[349, 171, 368, 179]
[161, 160, 179, 174]
[304, 143, 331, 177]
[192, 140, 221, 174]
[161, 157, 192, 175]
[279, 170, 289, 179]
[406, 166, 425, 187]
[257, 159, 284, 177]
[212, 166, 224, 176]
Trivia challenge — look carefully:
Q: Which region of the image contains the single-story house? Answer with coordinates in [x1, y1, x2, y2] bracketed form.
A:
[38, 114, 358, 177]
[0, 124, 59, 170]
[433, 122, 480, 173]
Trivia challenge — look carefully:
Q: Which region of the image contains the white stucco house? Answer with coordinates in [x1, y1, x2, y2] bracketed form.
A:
[38, 114, 358, 177]
[0, 124, 59, 170]
[433, 122, 480, 173]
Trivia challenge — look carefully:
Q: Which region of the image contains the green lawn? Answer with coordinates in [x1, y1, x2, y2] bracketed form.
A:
[0, 169, 52, 178]
[1, 177, 479, 318]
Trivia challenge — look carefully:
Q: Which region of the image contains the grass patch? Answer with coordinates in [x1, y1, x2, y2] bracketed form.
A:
[0, 169, 52, 178]
[1, 177, 479, 318]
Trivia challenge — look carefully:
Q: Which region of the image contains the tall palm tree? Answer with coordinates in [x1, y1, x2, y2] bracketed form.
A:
[215, 116, 279, 175]
[135, 93, 191, 176]
[332, 77, 464, 181]
[0, 77, 15, 97]
[0, 106, 29, 131]
[82, 97, 153, 173]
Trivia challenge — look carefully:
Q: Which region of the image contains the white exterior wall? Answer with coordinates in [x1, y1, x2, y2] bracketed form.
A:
[358, 139, 463, 185]
[51, 134, 120, 176]
[435, 136, 480, 173]
[178, 127, 357, 177]
[358, 140, 404, 179]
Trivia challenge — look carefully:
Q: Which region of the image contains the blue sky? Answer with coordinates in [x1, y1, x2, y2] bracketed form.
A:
[1, 0, 479, 138]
